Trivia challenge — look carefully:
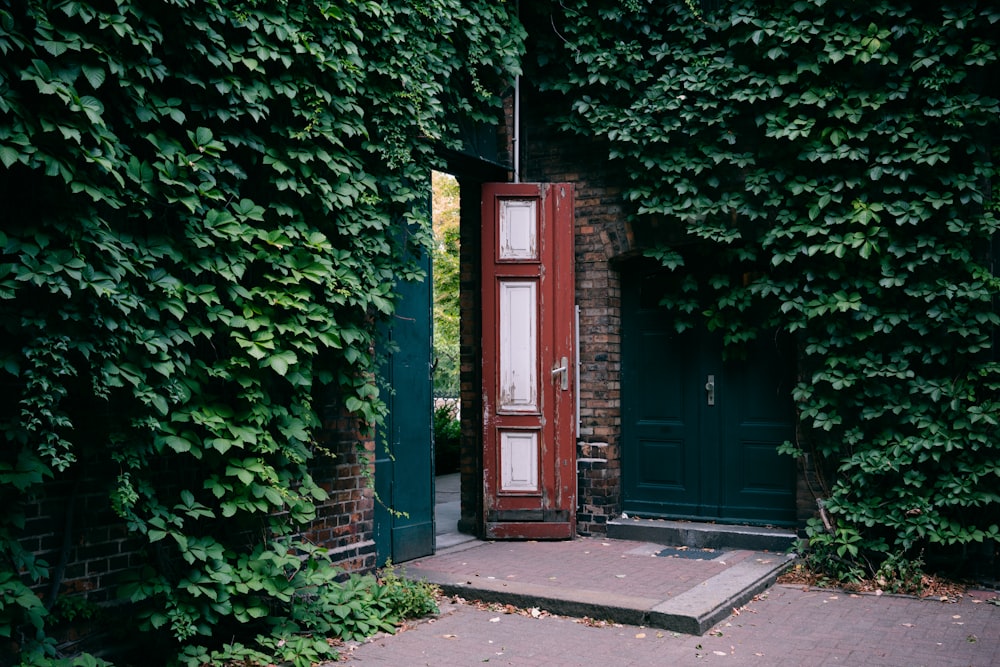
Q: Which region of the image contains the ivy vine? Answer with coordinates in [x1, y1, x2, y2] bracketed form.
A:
[0, 0, 523, 661]
[531, 0, 1000, 574]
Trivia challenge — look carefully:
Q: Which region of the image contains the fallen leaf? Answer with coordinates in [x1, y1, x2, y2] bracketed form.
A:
[901, 623, 914, 628]
[443, 634, 458, 639]
[713, 651, 727, 656]
[615, 574, 627, 578]
[635, 633, 646, 639]
[489, 617, 500, 623]
[952, 615, 962, 619]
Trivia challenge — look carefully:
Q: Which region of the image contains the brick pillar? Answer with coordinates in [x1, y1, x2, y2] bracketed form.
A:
[307, 400, 377, 572]
[458, 175, 485, 537]
[576, 441, 621, 535]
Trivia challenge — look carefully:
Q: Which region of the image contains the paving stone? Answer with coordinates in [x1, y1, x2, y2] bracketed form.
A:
[340, 586, 1000, 666]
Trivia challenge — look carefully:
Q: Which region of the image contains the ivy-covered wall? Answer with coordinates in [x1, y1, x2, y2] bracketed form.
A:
[525, 0, 999, 576]
[0, 0, 523, 661]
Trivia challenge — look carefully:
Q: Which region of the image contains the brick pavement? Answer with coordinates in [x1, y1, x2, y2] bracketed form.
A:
[341, 585, 1000, 666]
[403, 536, 760, 601]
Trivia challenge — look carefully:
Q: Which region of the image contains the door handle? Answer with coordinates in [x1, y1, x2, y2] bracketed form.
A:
[705, 374, 715, 406]
[552, 356, 569, 391]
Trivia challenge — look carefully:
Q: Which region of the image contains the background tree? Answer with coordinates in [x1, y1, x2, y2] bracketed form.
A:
[431, 171, 461, 399]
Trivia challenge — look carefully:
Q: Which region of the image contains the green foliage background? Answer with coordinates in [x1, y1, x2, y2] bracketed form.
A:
[0, 0, 522, 660]
[530, 0, 1000, 574]
[431, 171, 460, 399]
[4, 0, 1000, 657]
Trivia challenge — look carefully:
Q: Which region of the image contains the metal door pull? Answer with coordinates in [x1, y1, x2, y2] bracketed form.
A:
[705, 374, 715, 406]
[552, 356, 569, 391]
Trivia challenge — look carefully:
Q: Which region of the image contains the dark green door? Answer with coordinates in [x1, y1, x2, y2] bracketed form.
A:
[622, 271, 797, 525]
[375, 254, 435, 564]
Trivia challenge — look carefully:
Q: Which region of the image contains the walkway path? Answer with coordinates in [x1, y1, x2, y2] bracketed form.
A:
[342, 585, 999, 666]
[342, 473, 1000, 665]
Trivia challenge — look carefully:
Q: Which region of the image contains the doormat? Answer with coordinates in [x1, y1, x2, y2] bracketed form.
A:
[655, 546, 726, 560]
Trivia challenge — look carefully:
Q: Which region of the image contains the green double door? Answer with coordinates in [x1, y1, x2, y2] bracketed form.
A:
[622, 271, 797, 526]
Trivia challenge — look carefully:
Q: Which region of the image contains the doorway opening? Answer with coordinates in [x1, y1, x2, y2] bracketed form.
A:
[376, 172, 578, 562]
[431, 171, 461, 476]
[431, 171, 473, 550]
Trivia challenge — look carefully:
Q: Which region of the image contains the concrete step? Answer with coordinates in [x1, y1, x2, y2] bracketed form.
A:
[607, 517, 798, 553]
[409, 541, 795, 636]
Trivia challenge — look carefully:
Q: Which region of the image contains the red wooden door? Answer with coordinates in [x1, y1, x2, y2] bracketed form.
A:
[481, 182, 576, 539]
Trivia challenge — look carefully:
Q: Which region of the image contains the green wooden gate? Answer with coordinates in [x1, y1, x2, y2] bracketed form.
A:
[621, 270, 797, 525]
[374, 253, 435, 564]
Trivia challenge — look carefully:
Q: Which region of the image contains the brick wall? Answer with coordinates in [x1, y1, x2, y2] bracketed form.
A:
[517, 82, 814, 535]
[20, 465, 143, 607]
[302, 405, 377, 571]
[458, 173, 486, 537]
[17, 400, 376, 616]
[576, 441, 620, 536]
[519, 84, 632, 535]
